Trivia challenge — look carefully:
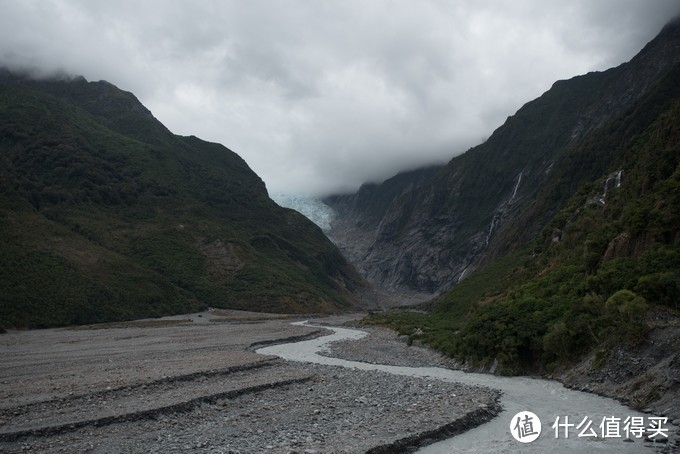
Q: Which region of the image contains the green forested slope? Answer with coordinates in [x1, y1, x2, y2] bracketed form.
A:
[0, 72, 364, 328]
[367, 63, 680, 375]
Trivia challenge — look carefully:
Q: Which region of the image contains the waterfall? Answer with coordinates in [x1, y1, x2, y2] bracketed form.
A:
[588, 170, 624, 206]
[457, 266, 469, 283]
[600, 170, 624, 204]
[510, 171, 523, 202]
[485, 213, 501, 247]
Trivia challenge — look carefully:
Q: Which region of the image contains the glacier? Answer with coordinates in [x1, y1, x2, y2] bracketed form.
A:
[271, 193, 336, 232]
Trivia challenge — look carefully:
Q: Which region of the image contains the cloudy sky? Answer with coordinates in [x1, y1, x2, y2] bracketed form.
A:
[1, 1, 679, 195]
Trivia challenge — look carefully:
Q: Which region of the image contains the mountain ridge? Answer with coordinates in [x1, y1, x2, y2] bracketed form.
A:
[359, 18, 680, 420]
[0, 70, 367, 328]
[325, 17, 680, 298]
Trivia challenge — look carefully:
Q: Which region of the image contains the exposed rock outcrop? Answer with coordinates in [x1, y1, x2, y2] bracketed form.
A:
[325, 19, 680, 298]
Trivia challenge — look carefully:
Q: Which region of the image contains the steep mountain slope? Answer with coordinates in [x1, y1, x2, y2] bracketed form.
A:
[326, 18, 680, 297]
[0, 70, 365, 328]
[324, 165, 441, 300]
[368, 82, 680, 414]
[364, 19, 680, 420]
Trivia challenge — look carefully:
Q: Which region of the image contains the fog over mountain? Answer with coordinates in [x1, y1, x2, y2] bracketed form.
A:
[1, 1, 679, 195]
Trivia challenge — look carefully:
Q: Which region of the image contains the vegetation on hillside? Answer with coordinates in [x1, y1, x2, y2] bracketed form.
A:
[366, 72, 680, 375]
[323, 19, 680, 300]
[0, 72, 363, 328]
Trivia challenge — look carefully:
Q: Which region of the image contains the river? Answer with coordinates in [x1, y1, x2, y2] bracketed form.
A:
[258, 322, 672, 453]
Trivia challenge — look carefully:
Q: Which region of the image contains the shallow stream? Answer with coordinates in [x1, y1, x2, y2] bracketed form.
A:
[257, 322, 674, 453]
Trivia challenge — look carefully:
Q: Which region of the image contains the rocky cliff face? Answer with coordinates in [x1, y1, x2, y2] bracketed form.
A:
[324, 166, 441, 302]
[325, 18, 680, 298]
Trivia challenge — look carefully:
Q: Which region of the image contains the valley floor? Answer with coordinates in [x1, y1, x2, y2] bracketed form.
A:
[2, 310, 676, 453]
[0, 311, 498, 453]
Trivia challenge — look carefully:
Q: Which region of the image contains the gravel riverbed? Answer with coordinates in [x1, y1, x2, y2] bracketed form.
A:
[319, 325, 449, 368]
[0, 312, 500, 453]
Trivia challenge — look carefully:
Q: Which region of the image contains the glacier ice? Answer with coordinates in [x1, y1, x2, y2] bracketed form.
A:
[271, 193, 336, 231]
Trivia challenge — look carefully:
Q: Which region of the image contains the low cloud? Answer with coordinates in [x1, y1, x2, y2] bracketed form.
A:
[1, 0, 678, 195]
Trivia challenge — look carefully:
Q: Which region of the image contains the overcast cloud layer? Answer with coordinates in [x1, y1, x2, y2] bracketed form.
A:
[1, 1, 679, 195]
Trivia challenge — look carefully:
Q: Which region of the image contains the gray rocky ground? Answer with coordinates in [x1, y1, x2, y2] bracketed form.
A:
[0, 311, 499, 453]
[560, 310, 680, 426]
[319, 325, 447, 368]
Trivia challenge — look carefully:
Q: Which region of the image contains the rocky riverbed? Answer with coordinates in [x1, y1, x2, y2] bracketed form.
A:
[319, 325, 448, 368]
[0, 311, 500, 453]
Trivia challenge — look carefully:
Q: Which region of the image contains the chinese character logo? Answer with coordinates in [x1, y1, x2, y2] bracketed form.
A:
[510, 411, 542, 443]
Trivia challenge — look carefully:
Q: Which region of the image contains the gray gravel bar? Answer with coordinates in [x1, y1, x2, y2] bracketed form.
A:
[0, 312, 500, 453]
